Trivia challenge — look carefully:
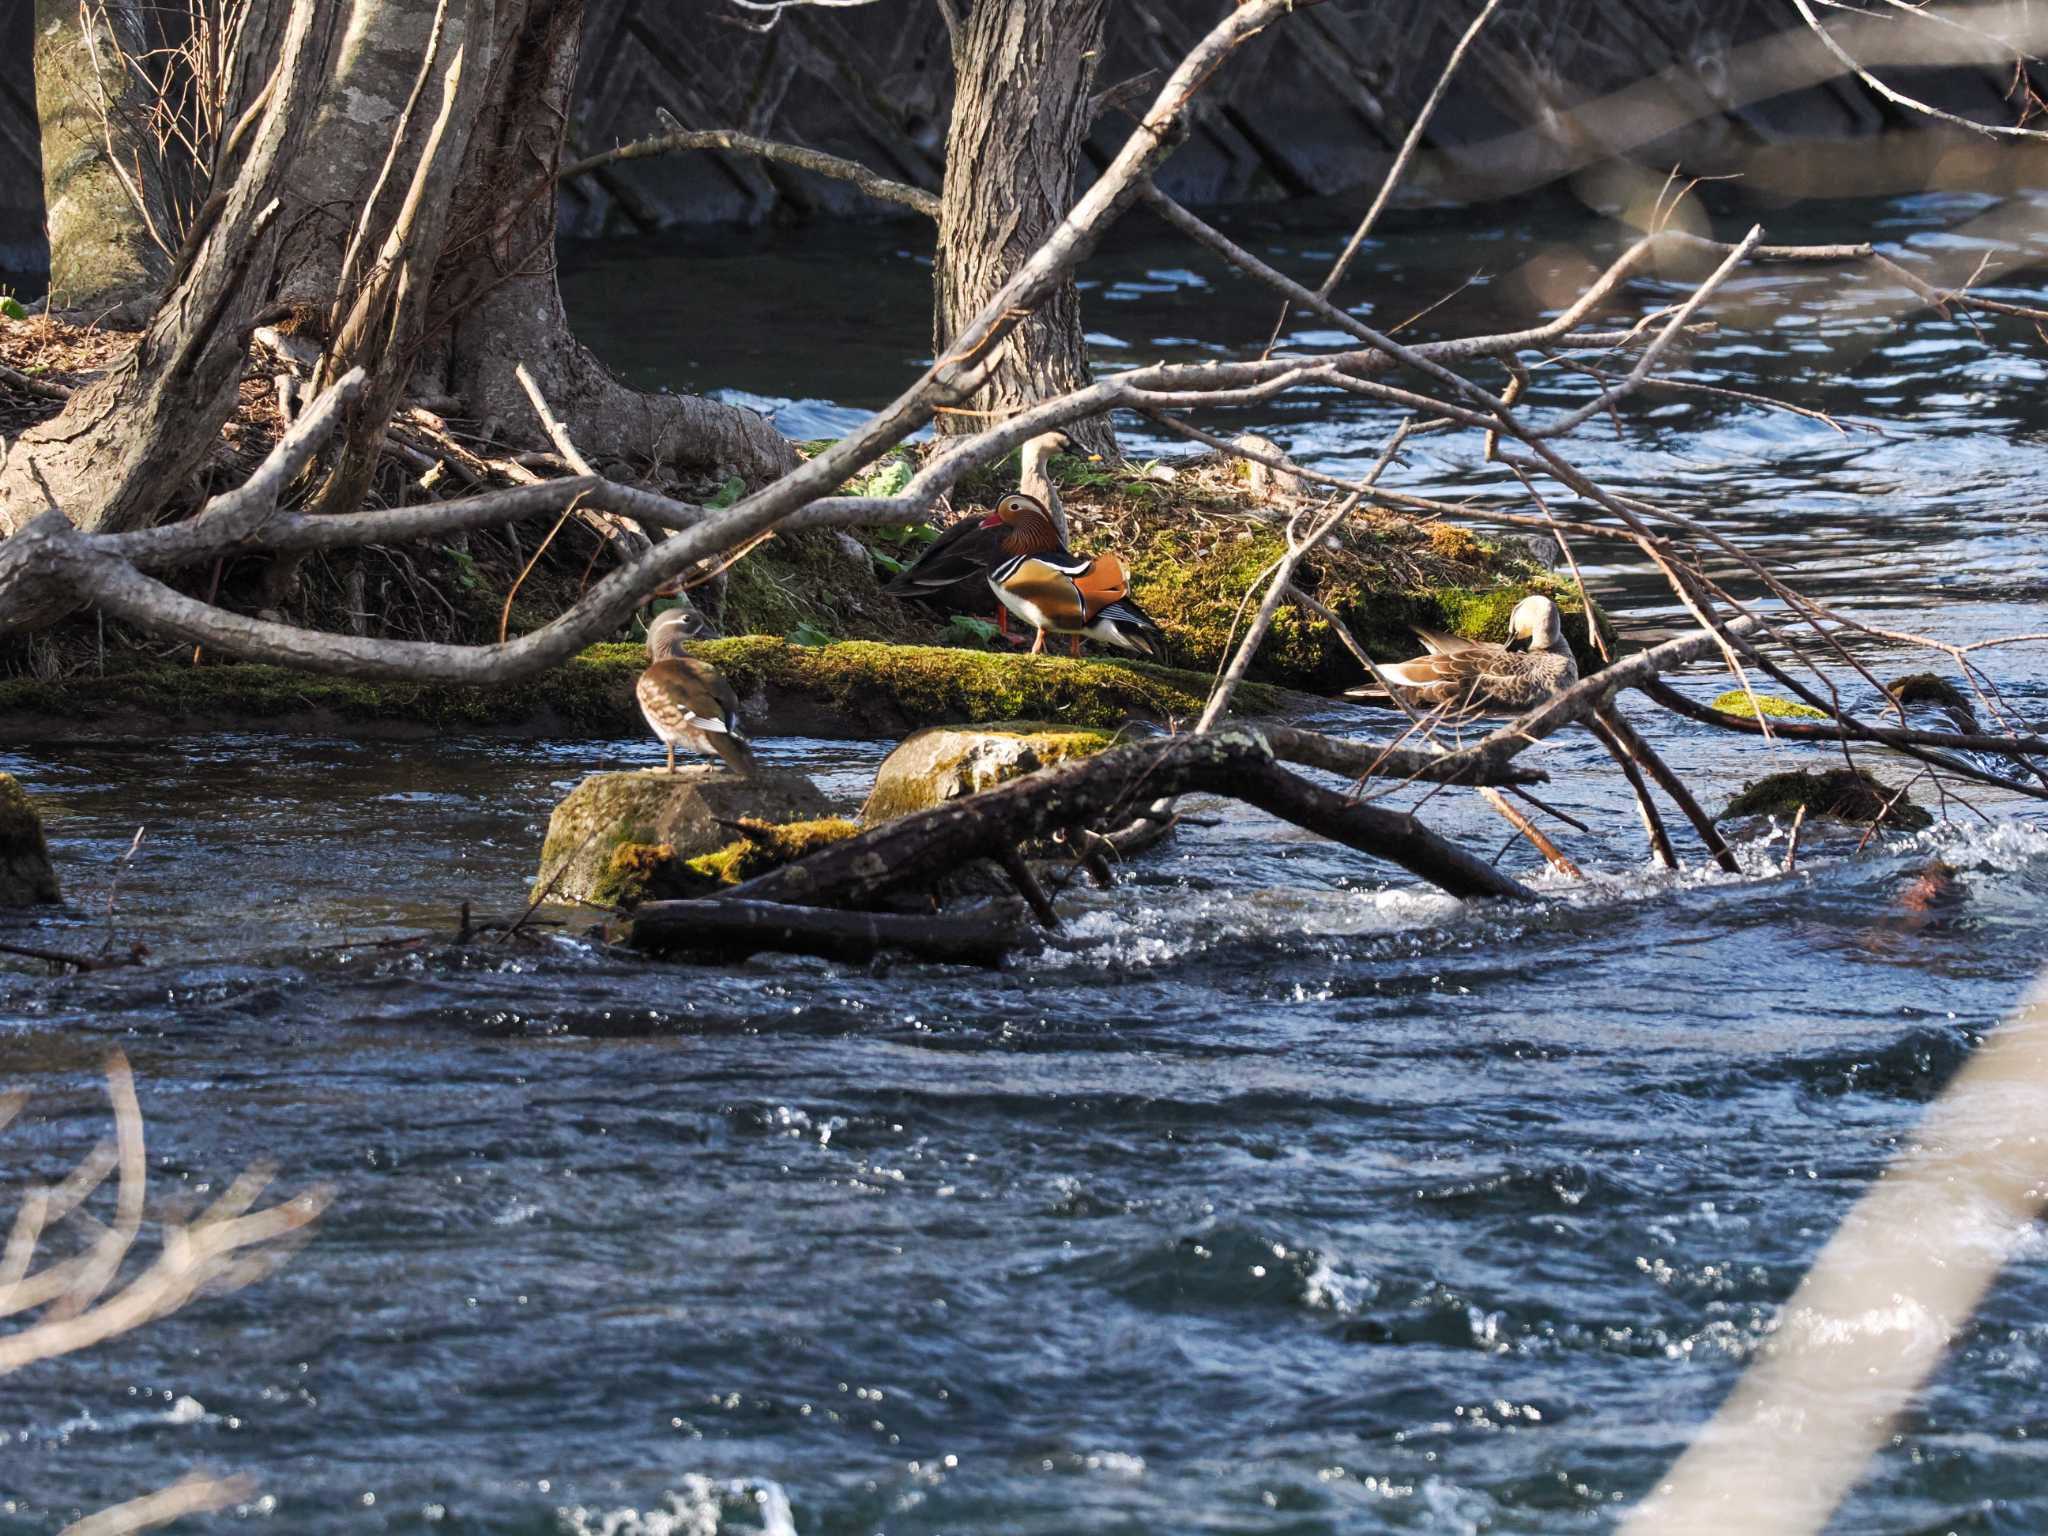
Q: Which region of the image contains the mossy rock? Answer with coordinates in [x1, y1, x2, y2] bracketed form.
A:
[1719, 768, 1933, 831]
[862, 722, 1116, 823]
[689, 638, 1287, 737]
[0, 774, 59, 905]
[1886, 672, 1979, 729]
[687, 816, 863, 886]
[599, 816, 865, 906]
[534, 767, 834, 907]
[1710, 689, 1832, 722]
[1122, 523, 1608, 689]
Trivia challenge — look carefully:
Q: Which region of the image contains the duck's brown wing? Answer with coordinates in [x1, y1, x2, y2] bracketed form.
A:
[880, 517, 1006, 601]
[1348, 648, 1499, 709]
[1409, 626, 1477, 657]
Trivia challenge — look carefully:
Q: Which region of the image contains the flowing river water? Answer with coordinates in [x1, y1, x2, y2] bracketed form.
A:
[4, 188, 2048, 1533]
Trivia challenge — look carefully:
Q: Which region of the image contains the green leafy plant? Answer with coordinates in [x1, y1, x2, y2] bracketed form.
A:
[854, 455, 914, 498]
[441, 545, 483, 592]
[786, 621, 835, 647]
[707, 475, 746, 510]
[0, 294, 26, 322]
[942, 614, 1000, 646]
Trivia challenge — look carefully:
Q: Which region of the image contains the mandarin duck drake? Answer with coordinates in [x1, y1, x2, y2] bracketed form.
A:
[1346, 594, 1577, 716]
[637, 606, 757, 774]
[985, 493, 1167, 658]
[880, 432, 1083, 636]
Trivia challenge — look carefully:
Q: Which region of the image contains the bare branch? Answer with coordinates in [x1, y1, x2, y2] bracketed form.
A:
[561, 113, 940, 219]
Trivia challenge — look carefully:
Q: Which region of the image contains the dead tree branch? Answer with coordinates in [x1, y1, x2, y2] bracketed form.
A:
[560, 117, 940, 218]
[720, 732, 1539, 910]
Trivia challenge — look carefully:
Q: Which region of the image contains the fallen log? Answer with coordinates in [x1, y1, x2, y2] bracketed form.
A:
[627, 898, 1026, 967]
[723, 731, 1538, 908]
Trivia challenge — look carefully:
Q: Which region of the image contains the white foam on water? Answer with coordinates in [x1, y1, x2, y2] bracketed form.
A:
[558, 1476, 797, 1536]
[1034, 884, 1470, 971]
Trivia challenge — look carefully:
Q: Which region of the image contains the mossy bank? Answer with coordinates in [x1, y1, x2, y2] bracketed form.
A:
[0, 640, 1294, 740]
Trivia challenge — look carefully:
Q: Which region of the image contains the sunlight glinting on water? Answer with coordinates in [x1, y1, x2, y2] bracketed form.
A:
[2, 187, 2047, 1531]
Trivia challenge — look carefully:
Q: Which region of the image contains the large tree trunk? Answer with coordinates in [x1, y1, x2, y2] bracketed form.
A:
[426, 0, 794, 487]
[30, 0, 169, 312]
[3, 0, 794, 540]
[0, 0, 326, 537]
[933, 0, 1113, 459]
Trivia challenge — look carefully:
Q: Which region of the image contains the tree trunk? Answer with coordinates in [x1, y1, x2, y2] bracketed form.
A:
[425, 0, 795, 488]
[4, 0, 794, 540]
[933, 0, 1114, 459]
[30, 0, 169, 312]
[0, 0, 327, 537]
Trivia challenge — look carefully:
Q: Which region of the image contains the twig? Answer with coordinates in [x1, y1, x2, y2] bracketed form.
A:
[1478, 786, 1581, 878]
[560, 112, 940, 218]
[996, 847, 1060, 930]
[1595, 705, 1741, 874]
[1260, 0, 1505, 357]
[0, 362, 74, 402]
[1784, 804, 1807, 874]
[100, 826, 145, 957]
[1587, 713, 1678, 870]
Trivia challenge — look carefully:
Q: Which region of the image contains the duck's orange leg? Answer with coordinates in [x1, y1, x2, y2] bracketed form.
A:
[1068, 634, 1081, 658]
[1030, 628, 1046, 655]
[996, 608, 1009, 637]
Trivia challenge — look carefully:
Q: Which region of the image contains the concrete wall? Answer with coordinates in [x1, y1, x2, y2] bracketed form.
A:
[1, 0, 2037, 277]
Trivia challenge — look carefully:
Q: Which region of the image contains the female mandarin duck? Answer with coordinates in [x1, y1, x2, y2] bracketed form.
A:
[637, 605, 758, 773]
[1346, 594, 1577, 716]
[880, 432, 1080, 637]
[985, 493, 1166, 657]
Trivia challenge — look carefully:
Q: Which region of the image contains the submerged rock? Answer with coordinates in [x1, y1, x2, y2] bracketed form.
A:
[533, 767, 833, 907]
[0, 774, 59, 906]
[1886, 671, 1980, 734]
[1718, 767, 1933, 832]
[1710, 688, 1832, 722]
[862, 722, 1116, 824]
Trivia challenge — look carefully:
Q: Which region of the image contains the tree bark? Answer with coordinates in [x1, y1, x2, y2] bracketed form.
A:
[30, 0, 169, 312]
[0, 0, 328, 536]
[933, 0, 1114, 458]
[425, 0, 795, 488]
[6, 0, 794, 542]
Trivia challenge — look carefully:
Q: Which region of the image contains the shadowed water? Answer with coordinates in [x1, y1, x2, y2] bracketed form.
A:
[4, 188, 2048, 1534]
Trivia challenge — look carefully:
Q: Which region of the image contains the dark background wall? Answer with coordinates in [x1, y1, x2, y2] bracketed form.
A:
[0, 0, 44, 274]
[3, 0, 2039, 278]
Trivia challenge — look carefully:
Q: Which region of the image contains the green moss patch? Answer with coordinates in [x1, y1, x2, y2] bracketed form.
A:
[694, 637, 1281, 735]
[0, 650, 642, 736]
[686, 816, 863, 886]
[1711, 689, 1833, 722]
[591, 817, 864, 906]
[1720, 768, 1932, 831]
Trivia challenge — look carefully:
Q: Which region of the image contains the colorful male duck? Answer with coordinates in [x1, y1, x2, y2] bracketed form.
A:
[1347, 594, 1577, 715]
[985, 493, 1166, 657]
[637, 606, 757, 773]
[880, 431, 1077, 632]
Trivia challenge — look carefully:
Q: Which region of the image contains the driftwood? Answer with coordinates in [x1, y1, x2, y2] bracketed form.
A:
[722, 732, 1538, 909]
[629, 897, 1025, 967]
